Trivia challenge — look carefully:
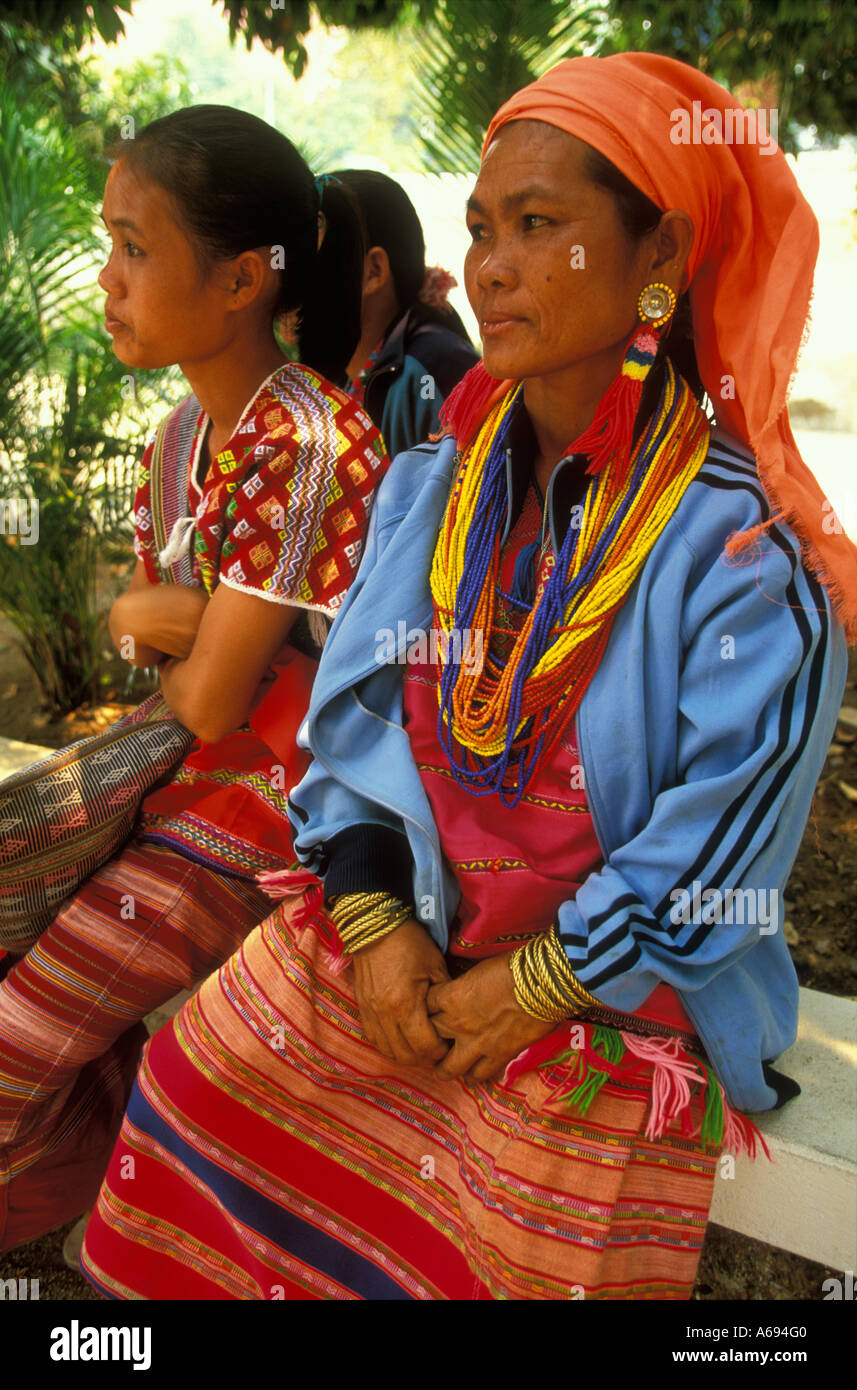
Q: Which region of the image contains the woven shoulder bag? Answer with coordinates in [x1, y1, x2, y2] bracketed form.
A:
[0, 692, 193, 953]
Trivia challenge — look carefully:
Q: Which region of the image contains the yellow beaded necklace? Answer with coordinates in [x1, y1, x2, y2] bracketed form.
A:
[430, 361, 710, 801]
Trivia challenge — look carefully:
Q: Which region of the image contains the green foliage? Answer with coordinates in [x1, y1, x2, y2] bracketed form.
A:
[412, 0, 603, 174]
[1, 474, 102, 713]
[139, 9, 420, 170]
[0, 0, 427, 80]
[2, 0, 855, 155]
[0, 0, 133, 48]
[0, 86, 171, 713]
[73, 55, 195, 200]
[0, 18, 99, 171]
[282, 28, 421, 165]
[602, 0, 857, 148]
[0, 90, 98, 420]
[219, 0, 432, 78]
[99, 55, 194, 137]
[0, 10, 192, 199]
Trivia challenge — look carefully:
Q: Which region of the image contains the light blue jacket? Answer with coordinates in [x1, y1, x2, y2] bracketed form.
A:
[288, 430, 847, 1112]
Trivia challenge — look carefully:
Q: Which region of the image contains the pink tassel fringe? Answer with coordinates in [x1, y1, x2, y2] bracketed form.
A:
[256, 866, 349, 976]
[619, 1031, 703, 1141]
[502, 1019, 771, 1160]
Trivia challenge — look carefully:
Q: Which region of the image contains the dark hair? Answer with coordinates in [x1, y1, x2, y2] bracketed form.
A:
[111, 105, 362, 383]
[583, 145, 705, 410]
[334, 168, 473, 344]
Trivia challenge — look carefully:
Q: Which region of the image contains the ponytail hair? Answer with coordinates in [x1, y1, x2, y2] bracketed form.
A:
[109, 105, 363, 382]
[299, 179, 363, 384]
[335, 169, 425, 307]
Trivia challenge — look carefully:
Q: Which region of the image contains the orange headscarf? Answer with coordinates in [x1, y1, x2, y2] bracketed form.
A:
[456, 52, 857, 640]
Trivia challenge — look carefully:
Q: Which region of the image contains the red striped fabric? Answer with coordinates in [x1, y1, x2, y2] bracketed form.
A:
[0, 840, 271, 1253]
[82, 910, 719, 1300]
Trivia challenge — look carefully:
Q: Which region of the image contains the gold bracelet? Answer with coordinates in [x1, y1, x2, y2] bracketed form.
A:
[510, 925, 600, 1023]
[346, 918, 409, 953]
[329, 890, 395, 928]
[328, 891, 414, 955]
[341, 908, 412, 954]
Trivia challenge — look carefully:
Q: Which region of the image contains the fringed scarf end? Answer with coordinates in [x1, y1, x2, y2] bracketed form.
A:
[774, 505, 857, 647]
[619, 1030, 701, 1140]
[724, 496, 857, 646]
[720, 1097, 772, 1160]
[723, 512, 785, 561]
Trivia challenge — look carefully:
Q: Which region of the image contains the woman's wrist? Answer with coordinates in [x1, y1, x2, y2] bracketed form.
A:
[328, 891, 415, 955]
[110, 592, 163, 667]
[510, 925, 600, 1023]
[113, 585, 208, 663]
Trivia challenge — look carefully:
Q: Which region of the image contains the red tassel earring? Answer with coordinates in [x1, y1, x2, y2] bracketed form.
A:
[565, 281, 678, 481]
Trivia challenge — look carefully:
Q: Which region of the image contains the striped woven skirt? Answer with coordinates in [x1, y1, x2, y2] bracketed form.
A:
[0, 840, 271, 1253]
[81, 904, 720, 1300]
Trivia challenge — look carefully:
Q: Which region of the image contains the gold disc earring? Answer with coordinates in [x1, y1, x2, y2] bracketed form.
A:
[637, 282, 677, 329]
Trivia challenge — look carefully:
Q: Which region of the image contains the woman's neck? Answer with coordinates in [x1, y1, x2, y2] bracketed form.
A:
[523, 342, 626, 495]
[181, 334, 288, 454]
[347, 291, 400, 382]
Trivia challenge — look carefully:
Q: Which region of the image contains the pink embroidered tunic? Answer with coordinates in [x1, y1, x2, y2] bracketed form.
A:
[403, 484, 692, 1032]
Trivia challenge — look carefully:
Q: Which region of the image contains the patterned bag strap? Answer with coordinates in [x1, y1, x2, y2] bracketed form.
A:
[150, 395, 203, 587]
[149, 413, 171, 575]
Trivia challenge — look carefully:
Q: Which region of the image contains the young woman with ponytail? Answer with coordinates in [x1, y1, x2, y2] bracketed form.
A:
[336, 170, 479, 458]
[0, 105, 389, 1254]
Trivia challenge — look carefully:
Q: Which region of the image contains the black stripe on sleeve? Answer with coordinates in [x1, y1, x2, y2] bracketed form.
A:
[322, 824, 415, 906]
[578, 511, 829, 984]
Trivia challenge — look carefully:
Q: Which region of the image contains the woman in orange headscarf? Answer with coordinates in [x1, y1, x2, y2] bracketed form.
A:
[81, 54, 852, 1301]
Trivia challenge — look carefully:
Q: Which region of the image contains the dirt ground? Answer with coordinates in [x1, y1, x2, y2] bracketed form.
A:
[0, 619, 854, 1301]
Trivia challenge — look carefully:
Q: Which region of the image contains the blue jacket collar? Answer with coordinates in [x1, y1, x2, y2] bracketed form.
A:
[499, 396, 590, 553]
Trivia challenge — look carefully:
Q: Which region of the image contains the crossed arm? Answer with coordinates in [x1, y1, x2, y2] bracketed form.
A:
[109, 560, 299, 743]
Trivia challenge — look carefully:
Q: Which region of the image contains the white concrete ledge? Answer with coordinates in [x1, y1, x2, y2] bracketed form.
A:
[0, 734, 54, 778]
[710, 987, 857, 1270]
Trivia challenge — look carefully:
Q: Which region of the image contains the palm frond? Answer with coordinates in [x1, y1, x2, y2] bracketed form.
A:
[411, 0, 607, 174]
[0, 86, 101, 408]
[0, 86, 179, 711]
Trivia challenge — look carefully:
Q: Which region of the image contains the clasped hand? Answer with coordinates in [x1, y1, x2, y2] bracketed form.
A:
[351, 920, 555, 1081]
